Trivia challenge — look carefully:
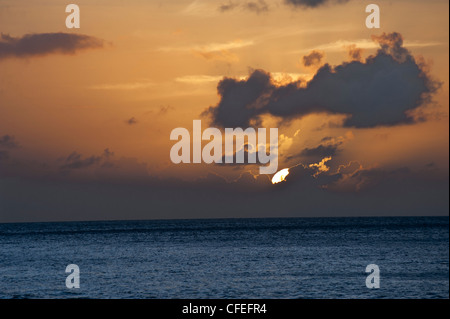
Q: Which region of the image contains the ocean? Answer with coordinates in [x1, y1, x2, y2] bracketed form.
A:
[0, 217, 448, 299]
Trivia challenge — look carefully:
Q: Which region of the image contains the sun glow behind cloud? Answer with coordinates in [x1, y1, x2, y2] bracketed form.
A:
[272, 168, 290, 184]
[309, 157, 332, 177]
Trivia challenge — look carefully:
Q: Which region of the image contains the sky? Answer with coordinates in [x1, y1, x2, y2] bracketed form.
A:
[0, 0, 448, 222]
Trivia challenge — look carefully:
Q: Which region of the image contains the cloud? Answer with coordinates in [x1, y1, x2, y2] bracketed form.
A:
[0, 135, 19, 149]
[60, 152, 102, 170]
[372, 32, 410, 63]
[324, 163, 413, 192]
[159, 40, 254, 53]
[90, 80, 154, 90]
[175, 75, 224, 84]
[103, 148, 115, 158]
[194, 50, 239, 63]
[219, 2, 239, 12]
[191, 40, 253, 63]
[346, 44, 364, 62]
[159, 39, 253, 63]
[284, 0, 350, 8]
[219, 0, 269, 14]
[2, 161, 447, 222]
[126, 117, 138, 125]
[288, 132, 353, 160]
[60, 149, 114, 170]
[291, 39, 442, 55]
[203, 32, 440, 128]
[219, 144, 262, 167]
[0, 135, 19, 161]
[301, 144, 340, 157]
[302, 50, 324, 67]
[0, 33, 104, 60]
[308, 156, 332, 177]
[157, 105, 174, 115]
[0, 143, 447, 222]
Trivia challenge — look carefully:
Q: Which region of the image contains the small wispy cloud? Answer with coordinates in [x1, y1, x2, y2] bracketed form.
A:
[219, 0, 269, 14]
[285, 0, 350, 8]
[90, 80, 154, 90]
[291, 39, 443, 54]
[176, 72, 309, 86]
[183, 0, 215, 16]
[175, 75, 224, 84]
[126, 117, 138, 125]
[158, 39, 254, 54]
[158, 39, 254, 63]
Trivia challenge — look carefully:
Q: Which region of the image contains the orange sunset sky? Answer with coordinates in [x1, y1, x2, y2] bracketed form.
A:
[0, 0, 448, 222]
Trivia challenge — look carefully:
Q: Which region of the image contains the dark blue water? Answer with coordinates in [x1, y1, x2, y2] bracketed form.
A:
[0, 217, 448, 299]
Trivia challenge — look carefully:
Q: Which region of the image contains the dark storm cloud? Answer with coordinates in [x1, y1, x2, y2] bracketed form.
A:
[302, 50, 324, 67]
[218, 1, 238, 12]
[284, 0, 350, 8]
[0, 135, 19, 162]
[0, 33, 104, 60]
[203, 33, 440, 128]
[219, 0, 269, 14]
[0, 135, 19, 149]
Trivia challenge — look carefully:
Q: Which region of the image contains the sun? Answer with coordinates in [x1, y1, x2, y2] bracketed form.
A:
[271, 168, 290, 184]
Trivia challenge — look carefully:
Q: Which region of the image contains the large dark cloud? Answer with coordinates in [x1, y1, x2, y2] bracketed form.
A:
[0, 32, 104, 60]
[284, 0, 350, 8]
[203, 33, 440, 128]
